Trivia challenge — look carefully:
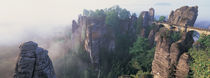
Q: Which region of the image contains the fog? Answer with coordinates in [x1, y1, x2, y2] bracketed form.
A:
[0, 0, 210, 78]
[0, 0, 210, 45]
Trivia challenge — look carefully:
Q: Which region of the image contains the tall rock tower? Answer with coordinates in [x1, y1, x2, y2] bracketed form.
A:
[139, 8, 155, 37]
[14, 41, 56, 78]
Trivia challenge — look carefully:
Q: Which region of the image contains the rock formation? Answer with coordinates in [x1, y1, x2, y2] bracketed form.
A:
[175, 53, 190, 78]
[84, 16, 108, 67]
[71, 15, 87, 52]
[14, 41, 56, 78]
[149, 8, 155, 23]
[139, 8, 155, 37]
[71, 15, 114, 70]
[71, 12, 138, 71]
[152, 28, 194, 78]
[168, 6, 198, 26]
[147, 24, 162, 47]
[152, 28, 173, 78]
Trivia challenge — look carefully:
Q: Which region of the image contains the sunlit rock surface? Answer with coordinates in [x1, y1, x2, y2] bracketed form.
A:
[168, 6, 198, 26]
[14, 41, 56, 78]
[152, 28, 194, 78]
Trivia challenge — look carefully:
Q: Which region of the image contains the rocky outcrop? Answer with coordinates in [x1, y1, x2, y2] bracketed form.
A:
[152, 28, 194, 78]
[84, 16, 108, 67]
[152, 28, 172, 78]
[140, 11, 150, 28]
[71, 12, 138, 71]
[14, 41, 56, 78]
[149, 8, 155, 23]
[71, 15, 87, 52]
[139, 8, 155, 37]
[175, 53, 190, 78]
[71, 15, 114, 70]
[147, 24, 162, 47]
[168, 6, 198, 26]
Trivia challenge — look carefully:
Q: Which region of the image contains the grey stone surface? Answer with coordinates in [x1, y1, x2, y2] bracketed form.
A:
[139, 8, 155, 37]
[168, 6, 198, 26]
[14, 41, 56, 78]
[152, 28, 194, 78]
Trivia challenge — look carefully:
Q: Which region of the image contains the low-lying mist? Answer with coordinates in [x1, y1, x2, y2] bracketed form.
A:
[0, 25, 75, 78]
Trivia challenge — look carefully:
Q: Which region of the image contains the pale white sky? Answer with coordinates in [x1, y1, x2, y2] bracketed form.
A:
[0, 0, 209, 45]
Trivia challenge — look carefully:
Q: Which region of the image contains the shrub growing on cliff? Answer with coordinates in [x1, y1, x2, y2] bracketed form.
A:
[197, 35, 210, 49]
[105, 5, 130, 28]
[105, 9, 119, 27]
[83, 9, 105, 18]
[171, 31, 181, 42]
[158, 16, 166, 22]
[188, 35, 210, 78]
[129, 37, 155, 72]
[136, 15, 143, 34]
[130, 70, 153, 78]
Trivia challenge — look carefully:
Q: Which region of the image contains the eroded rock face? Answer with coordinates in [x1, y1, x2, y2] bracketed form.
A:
[71, 15, 87, 52]
[14, 41, 56, 78]
[152, 28, 172, 78]
[147, 24, 162, 47]
[84, 16, 108, 66]
[140, 11, 150, 28]
[168, 6, 198, 26]
[72, 16, 114, 70]
[71, 14, 138, 71]
[149, 8, 155, 23]
[139, 8, 155, 37]
[152, 28, 194, 78]
[175, 53, 190, 78]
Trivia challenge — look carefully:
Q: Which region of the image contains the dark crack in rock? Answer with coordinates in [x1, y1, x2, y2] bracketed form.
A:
[14, 41, 56, 78]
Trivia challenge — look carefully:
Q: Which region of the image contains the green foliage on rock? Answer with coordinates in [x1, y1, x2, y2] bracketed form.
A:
[129, 37, 155, 72]
[188, 35, 210, 78]
[197, 35, 210, 49]
[136, 15, 143, 34]
[171, 31, 181, 42]
[105, 8, 119, 27]
[81, 5, 156, 78]
[158, 16, 166, 22]
[130, 70, 153, 78]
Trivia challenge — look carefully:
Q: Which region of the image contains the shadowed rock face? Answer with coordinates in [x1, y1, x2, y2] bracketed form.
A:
[71, 14, 138, 70]
[14, 41, 56, 78]
[168, 6, 198, 26]
[152, 28, 194, 78]
[139, 8, 155, 37]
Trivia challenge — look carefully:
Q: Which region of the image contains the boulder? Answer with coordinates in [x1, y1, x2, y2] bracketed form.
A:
[14, 41, 56, 78]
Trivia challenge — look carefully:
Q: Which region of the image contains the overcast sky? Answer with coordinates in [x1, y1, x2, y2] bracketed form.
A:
[0, 0, 209, 45]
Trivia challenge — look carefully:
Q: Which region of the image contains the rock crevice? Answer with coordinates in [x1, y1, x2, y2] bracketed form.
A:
[14, 41, 56, 78]
[152, 28, 194, 78]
